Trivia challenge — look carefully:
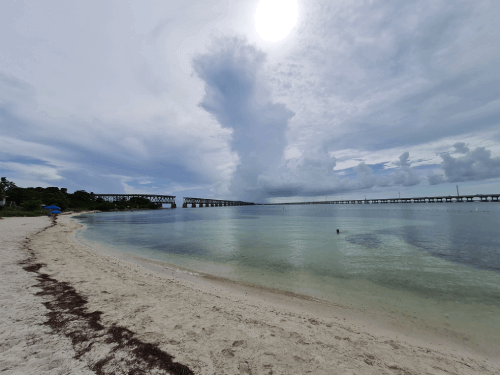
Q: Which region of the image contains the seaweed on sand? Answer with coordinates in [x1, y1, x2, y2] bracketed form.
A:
[19, 219, 194, 375]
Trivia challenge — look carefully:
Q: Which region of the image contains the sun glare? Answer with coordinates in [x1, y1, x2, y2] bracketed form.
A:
[255, 0, 298, 42]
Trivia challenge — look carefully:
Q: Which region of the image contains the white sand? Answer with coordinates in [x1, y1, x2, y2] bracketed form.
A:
[0, 217, 95, 375]
[1, 215, 498, 374]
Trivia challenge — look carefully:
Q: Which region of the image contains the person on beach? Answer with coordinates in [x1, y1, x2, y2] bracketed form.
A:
[337, 229, 340, 234]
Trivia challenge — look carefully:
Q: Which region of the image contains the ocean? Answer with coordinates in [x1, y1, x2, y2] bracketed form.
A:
[75, 203, 500, 347]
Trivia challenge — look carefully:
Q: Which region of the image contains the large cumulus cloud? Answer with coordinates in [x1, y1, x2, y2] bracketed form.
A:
[192, 36, 429, 201]
[193, 36, 295, 201]
[428, 143, 500, 184]
[252, 149, 422, 199]
[391, 152, 421, 187]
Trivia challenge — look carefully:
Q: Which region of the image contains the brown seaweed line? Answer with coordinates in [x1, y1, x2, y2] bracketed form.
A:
[19, 217, 194, 375]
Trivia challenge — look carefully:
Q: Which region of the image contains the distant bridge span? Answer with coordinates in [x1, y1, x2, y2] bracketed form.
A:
[261, 194, 500, 205]
[93, 194, 256, 208]
[182, 197, 255, 208]
[94, 194, 176, 207]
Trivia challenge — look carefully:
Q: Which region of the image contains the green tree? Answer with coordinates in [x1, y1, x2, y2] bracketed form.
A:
[41, 187, 70, 210]
[22, 199, 43, 211]
[1, 177, 17, 194]
[69, 190, 94, 209]
[7, 186, 33, 206]
[129, 197, 150, 205]
[72, 190, 93, 202]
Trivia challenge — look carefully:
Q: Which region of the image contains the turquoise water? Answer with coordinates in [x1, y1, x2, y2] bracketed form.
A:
[75, 204, 500, 345]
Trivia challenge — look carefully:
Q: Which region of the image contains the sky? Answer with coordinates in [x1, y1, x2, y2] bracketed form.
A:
[1, 0, 500, 204]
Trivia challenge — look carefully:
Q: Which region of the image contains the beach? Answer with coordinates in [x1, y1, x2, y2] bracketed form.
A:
[1, 215, 498, 375]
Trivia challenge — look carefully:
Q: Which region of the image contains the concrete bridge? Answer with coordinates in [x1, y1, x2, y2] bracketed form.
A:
[94, 194, 177, 208]
[182, 197, 255, 208]
[262, 194, 500, 205]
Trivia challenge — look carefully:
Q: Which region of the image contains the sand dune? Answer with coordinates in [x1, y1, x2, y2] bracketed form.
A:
[1, 215, 498, 374]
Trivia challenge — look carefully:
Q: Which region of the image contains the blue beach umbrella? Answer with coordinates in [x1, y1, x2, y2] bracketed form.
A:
[44, 205, 61, 210]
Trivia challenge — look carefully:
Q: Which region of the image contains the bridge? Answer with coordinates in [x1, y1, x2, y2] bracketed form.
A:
[93, 195, 256, 208]
[94, 194, 177, 208]
[261, 194, 500, 205]
[182, 197, 255, 208]
[92, 193, 499, 208]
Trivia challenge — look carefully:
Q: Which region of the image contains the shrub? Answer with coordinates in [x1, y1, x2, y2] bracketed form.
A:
[22, 199, 43, 211]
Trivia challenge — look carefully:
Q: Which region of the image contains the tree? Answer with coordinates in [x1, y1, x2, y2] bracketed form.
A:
[22, 199, 43, 211]
[5, 186, 29, 206]
[129, 197, 150, 205]
[1, 177, 17, 194]
[40, 187, 69, 210]
[72, 190, 93, 202]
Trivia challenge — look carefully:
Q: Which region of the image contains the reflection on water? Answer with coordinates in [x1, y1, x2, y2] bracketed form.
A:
[76, 205, 500, 296]
[346, 233, 382, 248]
[76, 204, 500, 345]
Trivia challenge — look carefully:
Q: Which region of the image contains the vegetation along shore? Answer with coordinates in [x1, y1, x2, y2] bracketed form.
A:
[0, 177, 160, 217]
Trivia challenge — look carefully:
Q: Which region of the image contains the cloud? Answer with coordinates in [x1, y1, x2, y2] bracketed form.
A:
[274, 0, 500, 175]
[0, 1, 243, 197]
[427, 172, 446, 185]
[429, 144, 500, 185]
[452, 142, 470, 154]
[353, 162, 377, 190]
[0, 161, 64, 183]
[1, 1, 499, 200]
[394, 152, 411, 167]
[241, 148, 424, 199]
[391, 168, 421, 187]
[193, 36, 295, 201]
[297, 151, 337, 177]
[0, 72, 36, 110]
[192, 36, 430, 201]
[390, 152, 421, 187]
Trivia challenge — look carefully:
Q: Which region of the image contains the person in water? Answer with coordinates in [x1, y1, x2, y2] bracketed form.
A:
[336, 229, 340, 234]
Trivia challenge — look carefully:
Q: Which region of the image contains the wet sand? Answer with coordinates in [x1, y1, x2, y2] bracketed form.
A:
[1, 214, 498, 374]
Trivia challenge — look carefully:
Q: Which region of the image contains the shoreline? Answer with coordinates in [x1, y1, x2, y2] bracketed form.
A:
[1, 215, 499, 374]
[73, 211, 500, 359]
[77, 241, 500, 358]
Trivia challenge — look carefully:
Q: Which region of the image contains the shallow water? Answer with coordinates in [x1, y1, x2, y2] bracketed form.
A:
[75, 203, 500, 346]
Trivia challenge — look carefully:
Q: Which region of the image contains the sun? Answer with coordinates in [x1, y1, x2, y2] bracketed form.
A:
[255, 0, 298, 42]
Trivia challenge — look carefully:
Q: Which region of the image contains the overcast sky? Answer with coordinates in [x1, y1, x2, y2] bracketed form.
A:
[1, 0, 499, 203]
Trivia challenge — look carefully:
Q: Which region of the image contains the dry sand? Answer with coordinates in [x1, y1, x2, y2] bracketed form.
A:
[1, 214, 498, 374]
[0, 216, 95, 375]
